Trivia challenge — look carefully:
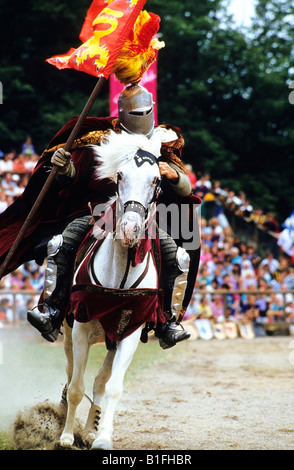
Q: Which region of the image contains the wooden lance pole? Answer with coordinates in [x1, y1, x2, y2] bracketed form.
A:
[0, 75, 107, 280]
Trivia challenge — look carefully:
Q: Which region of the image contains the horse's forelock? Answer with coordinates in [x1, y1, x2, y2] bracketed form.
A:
[90, 131, 151, 181]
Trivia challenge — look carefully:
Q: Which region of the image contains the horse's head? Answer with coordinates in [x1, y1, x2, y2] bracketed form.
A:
[116, 147, 161, 247]
[92, 131, 161, 248]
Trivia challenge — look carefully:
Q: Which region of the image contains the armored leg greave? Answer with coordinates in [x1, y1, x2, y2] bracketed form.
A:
[158, 229, 190, 320]
[157, 229, 191, 349]
[45, 215, 92, 314]
[27, 215, 91, 342]
[43, 234, 63, 304]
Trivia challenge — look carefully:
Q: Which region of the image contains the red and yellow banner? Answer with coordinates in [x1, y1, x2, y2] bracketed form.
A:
[46, 0, 147, 79]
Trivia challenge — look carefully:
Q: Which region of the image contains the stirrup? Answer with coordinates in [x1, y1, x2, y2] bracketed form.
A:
[159, 322, 191, 350]
[27, 304, 62, 343]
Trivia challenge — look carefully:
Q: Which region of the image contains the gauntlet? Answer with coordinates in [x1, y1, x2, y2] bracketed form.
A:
[51, 148, 76, 177]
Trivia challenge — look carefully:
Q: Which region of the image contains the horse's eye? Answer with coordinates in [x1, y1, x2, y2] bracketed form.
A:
[117, 171, 123, 182]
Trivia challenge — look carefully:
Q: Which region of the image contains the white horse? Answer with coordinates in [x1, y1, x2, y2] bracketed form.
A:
[60, 130, 162, 449]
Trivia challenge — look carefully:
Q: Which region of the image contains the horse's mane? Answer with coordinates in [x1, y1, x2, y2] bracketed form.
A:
[90, 130, 151, 181]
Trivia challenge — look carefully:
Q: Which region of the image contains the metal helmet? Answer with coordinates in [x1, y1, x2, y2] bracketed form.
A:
[118, 84, 154, 138]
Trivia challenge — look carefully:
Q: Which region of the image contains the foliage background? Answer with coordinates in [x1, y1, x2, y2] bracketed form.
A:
[0, 0, 293, 220]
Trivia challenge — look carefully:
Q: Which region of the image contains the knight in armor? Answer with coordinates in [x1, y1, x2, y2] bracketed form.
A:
[2, 84, 194, 348]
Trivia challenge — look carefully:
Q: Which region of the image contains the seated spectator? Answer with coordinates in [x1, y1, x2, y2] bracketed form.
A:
[195, 173, 211, 190]
[201, 218, 214, 248]
[260, 263, 273, 286]
[13, 153, 27, 173]
[267, 292, 285, 321]
[240, 294, 259, 322]
[0, 297, 14, 325]
[197, 264, 213, 287]
[207, 217, 224, 243]
[260, 252, 280, 274]
[210, 294, 224, 322]
[22, 276, 35, 291]
[248, 207, 266, 226]
[193, 181, 209, 199]
[274, 285, 293, 316]
[225, 190, 242, 211]
[255, 292, 269, 322]
[21, 136, 36, 157]
[184, 163, 197, 187]
[196, 295, 213, 319]
[17, 297, 37, 322]
[24, 153, 38, 172]
[246, 244, 261, 270]
[1, 172, 18, 197]
[0, 151, 15, 173]
[237, 199, 253, 218]
[210, 263, 226, 286]
[213, 181, 228, 200]
[284, 267, 294, 290]
[200, 243, 213, 265]
[241, 259, 254, 277]
[13, 174, 29, 197]
[230, 263, 242, 289]
[241, 271, 258, 290]
[206, 254, 220, 277]
[30, 269, 44, 291]
[262, 212, 280, 233]
[9, 270, 24, 289]
[230, 247, 242, 265]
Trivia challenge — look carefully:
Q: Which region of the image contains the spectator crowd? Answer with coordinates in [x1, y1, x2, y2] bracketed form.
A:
[0, 141, 293, 330]
[0, 137, 45, 327]
[184, 165, 294, 328]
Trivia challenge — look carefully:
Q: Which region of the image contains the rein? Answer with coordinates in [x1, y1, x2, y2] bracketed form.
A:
[119, 249, 151, 289]
[119, 250, 132, 289]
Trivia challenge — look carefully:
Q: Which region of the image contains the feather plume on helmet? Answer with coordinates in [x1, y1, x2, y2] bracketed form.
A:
[111, 10, 165, 85]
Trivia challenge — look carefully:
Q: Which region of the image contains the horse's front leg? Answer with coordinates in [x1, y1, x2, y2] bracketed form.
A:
[91, 327, 142, 450]
[83, 349, 116, 445]
[60, 322, 90, 447]
[62, 321, 74, 396]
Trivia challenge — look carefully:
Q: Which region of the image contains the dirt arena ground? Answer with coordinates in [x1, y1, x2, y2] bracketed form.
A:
[114, 335, 294, 451]
[1, 327, 294, 450]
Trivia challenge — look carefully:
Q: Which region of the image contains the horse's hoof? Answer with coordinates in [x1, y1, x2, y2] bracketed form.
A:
[82, 431, 97, 448]
[60, 433, 74, 447]
[91, 438, 112, 450]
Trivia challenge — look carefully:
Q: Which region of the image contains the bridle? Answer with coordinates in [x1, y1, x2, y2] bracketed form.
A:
[117, 149, 161, 223]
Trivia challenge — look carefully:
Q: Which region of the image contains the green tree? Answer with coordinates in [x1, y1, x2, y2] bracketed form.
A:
[0, 0, 109, 153]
